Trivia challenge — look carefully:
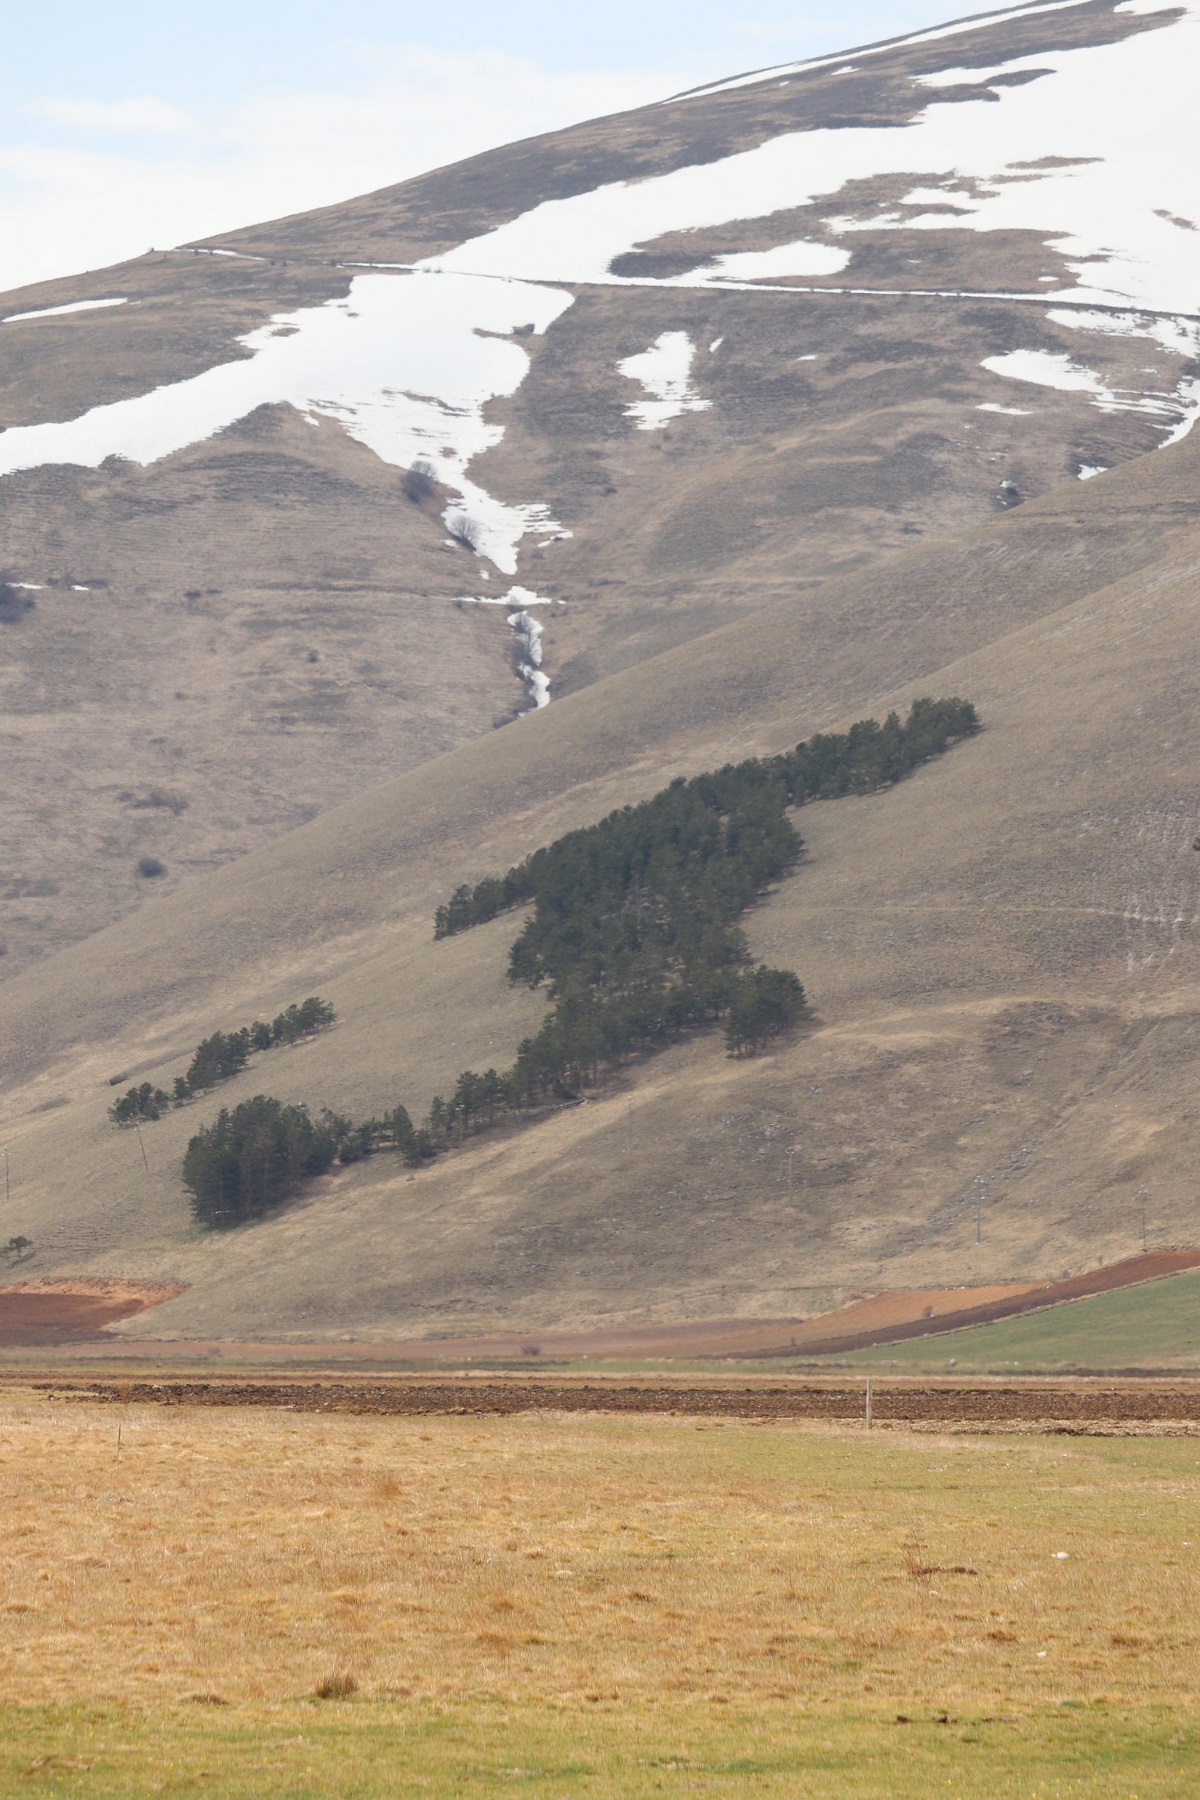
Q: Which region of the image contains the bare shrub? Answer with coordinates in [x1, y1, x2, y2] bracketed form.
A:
[403, 459, 438, 504]
[448, 513, 483, 553]
[122, 788, 188, 816]
[0, 582, 35, 623]
[137, 856, 167, 879]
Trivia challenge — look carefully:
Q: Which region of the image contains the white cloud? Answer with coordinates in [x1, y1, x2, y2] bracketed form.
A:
[0, 49, 685, 297]
[25, 97, 195, 134]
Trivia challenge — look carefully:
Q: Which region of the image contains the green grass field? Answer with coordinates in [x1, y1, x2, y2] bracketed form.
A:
[821, 1269, 1200, 1375]
[1, 1700, 1197, 1797]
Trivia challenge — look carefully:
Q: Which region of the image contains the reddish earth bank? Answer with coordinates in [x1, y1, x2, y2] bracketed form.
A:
[0, 1279, 185, 1344]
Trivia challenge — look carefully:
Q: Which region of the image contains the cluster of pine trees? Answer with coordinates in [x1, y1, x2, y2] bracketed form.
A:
[109, 997, 335, 1124]
[182, 699, 978, 1228]
[183, 1099, 429, 1227]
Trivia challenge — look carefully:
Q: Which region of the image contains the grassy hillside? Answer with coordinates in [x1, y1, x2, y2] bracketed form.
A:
[832, 1268, 1200, 1374]
[2, 425, 1200, 1338]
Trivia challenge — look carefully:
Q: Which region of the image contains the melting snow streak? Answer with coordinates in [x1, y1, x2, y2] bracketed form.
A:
[618, 331, 712, 430]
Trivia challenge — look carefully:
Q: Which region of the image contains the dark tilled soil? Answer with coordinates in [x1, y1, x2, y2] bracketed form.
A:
[31, 1377, 1200, 1426]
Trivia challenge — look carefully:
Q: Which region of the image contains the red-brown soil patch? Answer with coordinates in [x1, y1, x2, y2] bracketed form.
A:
[771, 1251, 1200, 1357]
[381, 1286, 1041, 1364]
[0, 1279, 186, 1345]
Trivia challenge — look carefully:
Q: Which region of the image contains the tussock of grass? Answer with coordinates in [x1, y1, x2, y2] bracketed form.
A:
[312, 1670, 358, 1700]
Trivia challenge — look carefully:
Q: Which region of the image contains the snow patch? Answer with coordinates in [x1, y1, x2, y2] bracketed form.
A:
[676, 240, 850, 285]
[977, 401, 1031, 414]
[0, 271, 574, 576]
[1159, 378, 1200, 446]
[460, 584, 557, 711]
[983, 338, 1200, 441]
[982, 348, 1111, 395]
[618, 331, 711, 430]
[1077, 463, 1107, 479]
[3, 297, 128, 323]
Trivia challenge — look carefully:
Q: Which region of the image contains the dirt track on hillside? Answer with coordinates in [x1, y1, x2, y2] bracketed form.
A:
[30, 1375, 1200, 1429]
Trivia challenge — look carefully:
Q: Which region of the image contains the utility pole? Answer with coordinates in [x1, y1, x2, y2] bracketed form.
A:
[975, 1175, 984, 1245]
[628, 1096, 634, 1154]
[3, 1148, 8, 1206]
[134, 1125, 149, 1175]
[1139, 1187, 1148, 1253]
[787, 1147, 795, 1198]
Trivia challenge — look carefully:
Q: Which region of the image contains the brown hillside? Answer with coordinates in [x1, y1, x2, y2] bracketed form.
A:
[1, 425, 1200, 1337]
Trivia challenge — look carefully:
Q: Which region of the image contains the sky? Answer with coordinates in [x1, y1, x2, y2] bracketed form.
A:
[1, 1, 969, 297]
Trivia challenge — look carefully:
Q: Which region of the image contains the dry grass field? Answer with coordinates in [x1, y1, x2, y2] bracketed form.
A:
[1, 1392, 1199, 1794]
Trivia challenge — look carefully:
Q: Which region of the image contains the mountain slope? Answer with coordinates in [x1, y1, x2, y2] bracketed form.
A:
[3, 421, 1200, 1336]
[2, 0, 1197, 978]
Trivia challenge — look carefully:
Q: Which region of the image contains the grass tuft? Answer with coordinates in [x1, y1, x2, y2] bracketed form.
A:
[313, 1670, 358, 1700]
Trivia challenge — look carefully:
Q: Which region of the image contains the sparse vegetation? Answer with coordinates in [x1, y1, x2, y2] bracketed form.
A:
[313, 1671, 358, 1700]
[121, 788, 188, 816]
[136, 856, 167, 879]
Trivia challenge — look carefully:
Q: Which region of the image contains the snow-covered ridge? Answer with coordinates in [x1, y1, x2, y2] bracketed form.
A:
[426, 1, 1199, 318]
[667, 0, 1093, 101]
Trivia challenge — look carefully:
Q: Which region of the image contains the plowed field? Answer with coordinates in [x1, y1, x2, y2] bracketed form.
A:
[32, 1373, 1200, 1428]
